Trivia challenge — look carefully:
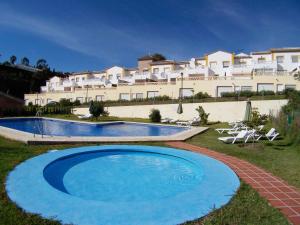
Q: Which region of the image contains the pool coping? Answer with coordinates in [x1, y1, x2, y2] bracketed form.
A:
[0, 117, 208, 144]
[6, 145, 240, 225]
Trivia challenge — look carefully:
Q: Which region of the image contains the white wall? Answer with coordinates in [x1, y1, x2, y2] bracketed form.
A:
[73, 99, 288, 123]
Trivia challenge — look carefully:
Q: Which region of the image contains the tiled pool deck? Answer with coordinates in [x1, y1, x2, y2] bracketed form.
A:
[166, 142, 300, 225]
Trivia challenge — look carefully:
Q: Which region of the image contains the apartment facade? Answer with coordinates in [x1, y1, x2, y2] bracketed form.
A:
[25, 47, 300, 105]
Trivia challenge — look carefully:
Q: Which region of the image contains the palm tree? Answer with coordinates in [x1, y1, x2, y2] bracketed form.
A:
[21, 57, 30, 66]
[36, 59, 48, 70]
[9, 55, 17, 65]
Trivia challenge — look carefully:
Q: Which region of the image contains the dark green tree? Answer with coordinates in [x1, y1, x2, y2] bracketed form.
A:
[151, 53, 166, 61]
[9, 55, 17, 65]
[149, 109, 161, 122]
[36, 59, 48, 70]
[21, 57, 30, 66]
[196, 106, 209, 125]
[89, 101, 104, 119]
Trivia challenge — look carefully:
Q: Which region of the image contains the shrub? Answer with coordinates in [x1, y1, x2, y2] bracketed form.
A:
[73, 100, 81, 106]
[147, 95, 170, 101]
[89, 101, 104, 119]
[239, 90, 256, 97]
[196, 106, 209, 125]
[247, 108, 269, 127]
[194, 91, 211, 99]
[221, 92, 236, 98]
[59, 98, 73, 107]
[258, 90, 275, 96]
[149, 109, 161, 122]
[270, 90, 300, 145]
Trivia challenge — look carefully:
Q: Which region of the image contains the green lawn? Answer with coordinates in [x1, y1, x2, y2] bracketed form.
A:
[0, 119, 294, 225]
[188, 123, 300, 188]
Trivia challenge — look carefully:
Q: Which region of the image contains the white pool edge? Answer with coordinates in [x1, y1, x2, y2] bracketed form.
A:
[0, 117, 208, 144]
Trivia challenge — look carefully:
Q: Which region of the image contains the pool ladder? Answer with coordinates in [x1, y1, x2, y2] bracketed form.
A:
[33, 109, 44, 138]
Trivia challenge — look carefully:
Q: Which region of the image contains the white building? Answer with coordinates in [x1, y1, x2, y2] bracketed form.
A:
[28, 47, 300, 105]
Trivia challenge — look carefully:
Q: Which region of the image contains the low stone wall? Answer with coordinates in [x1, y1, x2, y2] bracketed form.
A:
[73, 99, 288, 122]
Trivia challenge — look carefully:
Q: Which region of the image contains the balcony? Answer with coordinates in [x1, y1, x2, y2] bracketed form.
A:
[253, 61, 277, 70]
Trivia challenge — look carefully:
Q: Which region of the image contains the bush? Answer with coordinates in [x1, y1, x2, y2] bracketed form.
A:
[89, 101, 104, 119]
[270, 90, 300, 145]
[149, 109, 161, 122]
[239, 90, 256, 97]
[196, 106, 209, 125]
[147, 95, 170, 101]
[194, 91, 211, 99]
[221, 92, 237, 98]
[59, 98, 73, 107]
[246, 108, 269, 127]
[258, 90, 275, 96]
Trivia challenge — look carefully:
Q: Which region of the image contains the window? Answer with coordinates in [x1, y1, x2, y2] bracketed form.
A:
[35, 99, 40, 105]
[209, 61, 217, 68]
[277, 84, 284, 92]
[82, 77, 85, 81]
[153, 68, 159, 74]
[132, 93, 143, 99]
[96, 95, 104, 101]
[276, 56, 284, 63]
[241, 86, 252, 91]
[291, 55, 299, 63]
[119, 93, 130, 101]
[217, 86, 233, 97]
[147, 91, 159, 98]
[234, 86, 241, 92]
[223, 61, 230, 68]
[108, 75, 113, 80]
[257, 83, 274, 92]
[164, 67, 171, 73]
[258, 57, 266, 63]
[116, 74, 121, 80]
[179, 88, 194, 97]
[76, 97, 84, 103]
[285, 84, 296, 90]
[76, 77, 79, 82]
[143, 69, 148, 74]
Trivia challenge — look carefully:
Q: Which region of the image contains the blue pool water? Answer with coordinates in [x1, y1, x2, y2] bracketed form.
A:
[44, 150, 204, 202]
[6, 145, 240, 225]
[0, 118, 188, 136]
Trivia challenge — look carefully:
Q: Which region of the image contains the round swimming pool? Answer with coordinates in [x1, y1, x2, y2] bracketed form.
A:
[6, 145, 240, 225]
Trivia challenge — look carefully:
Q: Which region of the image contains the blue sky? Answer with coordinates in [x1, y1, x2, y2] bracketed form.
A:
[0, 0, 299, 72]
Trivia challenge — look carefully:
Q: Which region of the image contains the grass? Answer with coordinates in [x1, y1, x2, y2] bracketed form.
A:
[188, 123, 300, 188]
[44, 113, 151, 123]
[0, 119, 294, 225]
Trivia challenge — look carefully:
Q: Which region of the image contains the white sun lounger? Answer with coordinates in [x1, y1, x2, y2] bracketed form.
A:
[77, 113, 92, 119]
[161, 118, 172, 123]
[176, 117, 200, 126]
[216, 123, 248, 134]
[256, 128, 279, 141]
[218, 130, 250, 144]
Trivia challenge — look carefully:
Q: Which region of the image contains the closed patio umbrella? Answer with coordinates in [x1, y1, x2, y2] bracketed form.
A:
[177, 101, 183, 114]
[244, 99, 252, 122]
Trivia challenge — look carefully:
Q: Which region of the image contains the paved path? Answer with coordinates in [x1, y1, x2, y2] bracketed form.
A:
[166, 141, 300, 225]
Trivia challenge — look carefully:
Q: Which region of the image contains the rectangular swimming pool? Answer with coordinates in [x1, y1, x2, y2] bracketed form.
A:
[0, 117, 207, 144]
[0, 118, 188, 137]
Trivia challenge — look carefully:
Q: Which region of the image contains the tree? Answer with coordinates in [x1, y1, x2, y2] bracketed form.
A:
[151, 53, 166, 61]
[89, 101, 104, 119]
[196, 106, 209, 125]
[149, 109, 161, 122]
[21, 57, 30, 66]
[9, 55, 17, 65]
[36, 59, 48, 70]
